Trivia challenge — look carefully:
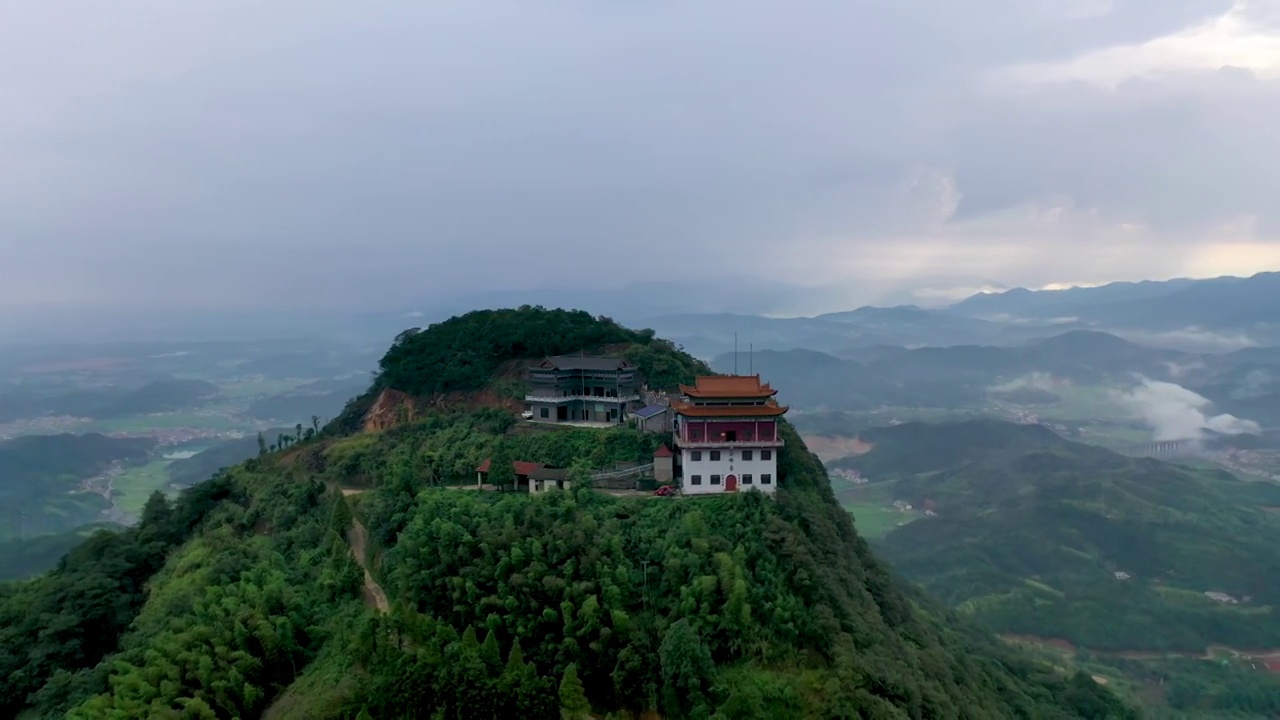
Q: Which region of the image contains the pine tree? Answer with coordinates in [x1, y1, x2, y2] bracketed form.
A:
[559, 663, 591, 720]
[460, 624, 479, 649]
[257, 431, 267, 456]
[506, 638, 525, 670]
[480, 629, 502, 671]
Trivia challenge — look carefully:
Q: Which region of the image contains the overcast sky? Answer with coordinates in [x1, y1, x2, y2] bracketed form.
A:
[3, 0, 1279, 316]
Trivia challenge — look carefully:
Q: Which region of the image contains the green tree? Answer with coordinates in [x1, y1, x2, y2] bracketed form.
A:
[488, 443, 517, 491]
[257, 431, 267, 456]
[568, 458, 594, 488]
[330, 496, 354, 538]
[660, 619, 714, 720]
[559, 663, 591, 720]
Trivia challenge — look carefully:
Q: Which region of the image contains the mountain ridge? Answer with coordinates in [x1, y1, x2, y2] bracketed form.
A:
[948, 272, 1280, 332]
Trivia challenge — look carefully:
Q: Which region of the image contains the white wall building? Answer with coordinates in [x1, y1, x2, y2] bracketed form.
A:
[672, 375, 788, 496]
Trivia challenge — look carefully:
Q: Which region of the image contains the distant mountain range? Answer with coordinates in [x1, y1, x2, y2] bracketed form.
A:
[9, 272, 1277, 356]
[642, 272, 1280, 358]
[711, 329, 1280, 436]
[0, 378, 220, 424]
[708, 330, 1182, 410]
[950, 272, 1280, 330]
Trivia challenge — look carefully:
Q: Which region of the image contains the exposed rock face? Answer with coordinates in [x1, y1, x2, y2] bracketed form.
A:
[363, 388, 418, 432]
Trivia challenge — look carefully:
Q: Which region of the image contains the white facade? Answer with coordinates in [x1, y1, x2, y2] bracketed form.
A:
[530, 479, 572, 493]
[679, 445, 778, 495]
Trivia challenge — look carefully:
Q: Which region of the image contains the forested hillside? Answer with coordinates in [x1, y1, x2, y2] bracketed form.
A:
[166, 428, 293, 488]
[839, 420, 1280, 717]
[330, 307, 708, 434]
[0, 309, 1133, 718]
[0, 433, 155, 540]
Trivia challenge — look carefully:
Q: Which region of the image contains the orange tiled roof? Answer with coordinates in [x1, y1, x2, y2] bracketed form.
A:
[477, 458, 544, 476]
[671, 401, 788, 417]
[679, 375, 777, 398]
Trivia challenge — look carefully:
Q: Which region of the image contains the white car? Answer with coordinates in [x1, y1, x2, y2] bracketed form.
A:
[521, 410, 534, 419]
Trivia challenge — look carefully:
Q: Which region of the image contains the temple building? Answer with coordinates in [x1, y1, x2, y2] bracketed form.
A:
[671, 375, 788, 495]
[524, 356, 641, 424]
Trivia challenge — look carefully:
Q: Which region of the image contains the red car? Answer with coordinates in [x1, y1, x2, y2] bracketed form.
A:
[654, 485, 676, 496]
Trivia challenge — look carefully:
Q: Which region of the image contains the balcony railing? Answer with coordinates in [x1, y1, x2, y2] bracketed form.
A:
[525, 394, 640, 404]
[530, 372, 637, 382]
[675, 439, 784, 449]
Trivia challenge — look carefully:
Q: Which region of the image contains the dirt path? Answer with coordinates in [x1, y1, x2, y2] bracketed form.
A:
[347, 516, 389, 613]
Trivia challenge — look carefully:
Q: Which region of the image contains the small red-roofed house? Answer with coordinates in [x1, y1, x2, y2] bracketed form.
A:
[476, 458, 570, 493]
[653, 443, 674, 484]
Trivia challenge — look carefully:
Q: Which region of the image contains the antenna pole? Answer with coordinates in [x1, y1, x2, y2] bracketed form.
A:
[750, 343, 753, 375]
[734, 332, 739, 374]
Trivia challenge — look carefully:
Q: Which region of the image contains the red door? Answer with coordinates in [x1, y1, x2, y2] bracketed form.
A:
[725, 474, 738, 492]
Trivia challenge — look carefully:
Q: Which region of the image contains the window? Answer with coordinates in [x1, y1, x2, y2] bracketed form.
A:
[742, 474, 753, 484]
[711, 474, 722, 485]
[760, 450, 772, 461]
[691, 451, 702, 461]
[725, 430, 737, 442]
[690, 475, 702, 485]
[761, 474, 772, 485]
[710, 450, 721, 461]
[742, 450, 753, 461]
[540, 407, 549, 418]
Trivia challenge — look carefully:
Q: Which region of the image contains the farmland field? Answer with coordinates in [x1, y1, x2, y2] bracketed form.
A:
[843, 501, 917, 539]
[111, 459, 179, 516]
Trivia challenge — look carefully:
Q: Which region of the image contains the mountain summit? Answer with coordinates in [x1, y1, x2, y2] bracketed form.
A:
[0, 308, 1131, 719]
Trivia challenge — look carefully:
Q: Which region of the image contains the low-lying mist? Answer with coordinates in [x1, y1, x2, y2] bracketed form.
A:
[1114, 378, 1261, 442]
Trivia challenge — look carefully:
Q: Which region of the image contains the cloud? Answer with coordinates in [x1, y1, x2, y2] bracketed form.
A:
[1163, 358, 1207, 378]
[1114, 377, 1261, 440]
[1115, 327, 1260, 352]
[1231, 368, 1273, 398]
[989, 372, 1065, 394]
[1, 1, 1279, 316]
[997, 1, 1280, 87]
